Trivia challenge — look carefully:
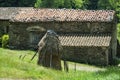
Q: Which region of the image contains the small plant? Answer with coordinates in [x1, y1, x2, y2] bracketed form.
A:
[2, 34, 9, 48]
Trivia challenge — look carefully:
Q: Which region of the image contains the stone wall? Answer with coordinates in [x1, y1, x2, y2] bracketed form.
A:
[0, 21, 4, 37]
[9, 23, 30, 49]
[26, 22, 113, 33]
[0, 21, 9, 36]
[9, 21, 113, 49]
[117, 40, 120, 58]
[62, 46, 109, 66]
[111, 22, 117, 59]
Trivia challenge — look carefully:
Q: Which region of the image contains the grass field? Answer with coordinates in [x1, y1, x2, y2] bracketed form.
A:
[0, 48, 120, 80]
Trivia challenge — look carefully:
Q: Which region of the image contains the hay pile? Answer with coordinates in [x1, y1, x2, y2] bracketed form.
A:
[37, 30, 62, 70]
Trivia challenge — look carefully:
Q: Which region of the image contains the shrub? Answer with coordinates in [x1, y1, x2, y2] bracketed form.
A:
[2, 34, 9, 48]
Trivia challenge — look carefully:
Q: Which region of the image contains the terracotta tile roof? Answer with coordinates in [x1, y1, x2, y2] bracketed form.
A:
[11, 9, 115, 22]
[59, 34, 111, 47]
[0, 7, 33, 20]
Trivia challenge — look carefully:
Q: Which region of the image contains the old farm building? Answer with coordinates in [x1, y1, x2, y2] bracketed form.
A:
[0, 8, 17, 36]
[0, 8, 117, 65]
[9, 9, 116, 65]
[0, 7, 32, 36]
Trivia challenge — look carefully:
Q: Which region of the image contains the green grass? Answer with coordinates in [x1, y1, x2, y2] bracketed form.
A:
[0, 48, 120, 80]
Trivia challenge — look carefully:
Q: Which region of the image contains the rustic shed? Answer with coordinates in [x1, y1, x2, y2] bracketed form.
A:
[9, 8, 116, 65]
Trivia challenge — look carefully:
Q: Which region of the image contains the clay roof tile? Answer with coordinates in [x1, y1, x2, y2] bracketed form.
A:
[11, 9, 115, 22]
[59, 33, 111, 47]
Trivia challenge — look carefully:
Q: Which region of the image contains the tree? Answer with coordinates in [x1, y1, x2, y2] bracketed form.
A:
[0, 0, 36, 7]
[97, 0, 120, 10]
[97, 0, 112, 9]
[18, 0, 36, 7]
[54, 0, 64, 8]
[34, 0, 85, 9]
[86, 0, 98, 10]
[63, 0, 72, 8]
[41, 0, 55, 8]
[34, 0, 42, 8]
[116, 1, 120, 22]
[74, 0, 88, 9]
[35, 0, 64, 8]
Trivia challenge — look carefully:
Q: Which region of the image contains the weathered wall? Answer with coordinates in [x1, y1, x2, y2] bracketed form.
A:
[25, 22, 113, 33]
[62, 46, 109, 66]
[111, 21, 117, 60]
[9, 24, 30, 49]
[9, 21, 113, 49]
[0, 21, 4, 37]
[0, 21, 9, 36]
[117, 40, 120, 58]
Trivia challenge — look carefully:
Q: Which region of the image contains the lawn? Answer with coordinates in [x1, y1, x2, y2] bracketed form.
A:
[0, 48, 120, 80]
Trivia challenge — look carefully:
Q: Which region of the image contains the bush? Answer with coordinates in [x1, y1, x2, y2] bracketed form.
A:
[2, 34, 9, 48]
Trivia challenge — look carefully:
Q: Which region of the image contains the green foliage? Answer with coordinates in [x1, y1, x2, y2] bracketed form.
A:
[41, 0, 55, 8]
[98, 0, 112, 9]
[0, 0, 36, 7]
[86, 0, 98, 9]
[116, 1, 120, 23]
[97, 0, 120, 10]
[2, 34, 9, 48]
[74, 0, 88, 9]
[63, 0, 71, 8]
[54, 0, 64, 8]
[34, 0, 42, 8]
[34, 0, 85, 9]
[63, 0, 86, 9]
[117, 24, 120, 41]
[35, 0, 63, 8]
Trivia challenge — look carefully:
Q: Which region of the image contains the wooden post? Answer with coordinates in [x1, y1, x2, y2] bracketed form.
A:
[50, 54, 52, 68]
[74, 46, 76, 72]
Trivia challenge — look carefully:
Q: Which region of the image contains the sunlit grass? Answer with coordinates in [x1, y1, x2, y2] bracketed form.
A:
[0, 48, 120, 80]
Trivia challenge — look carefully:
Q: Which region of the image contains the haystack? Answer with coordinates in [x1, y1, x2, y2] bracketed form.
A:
[37, 30, 62, 70]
